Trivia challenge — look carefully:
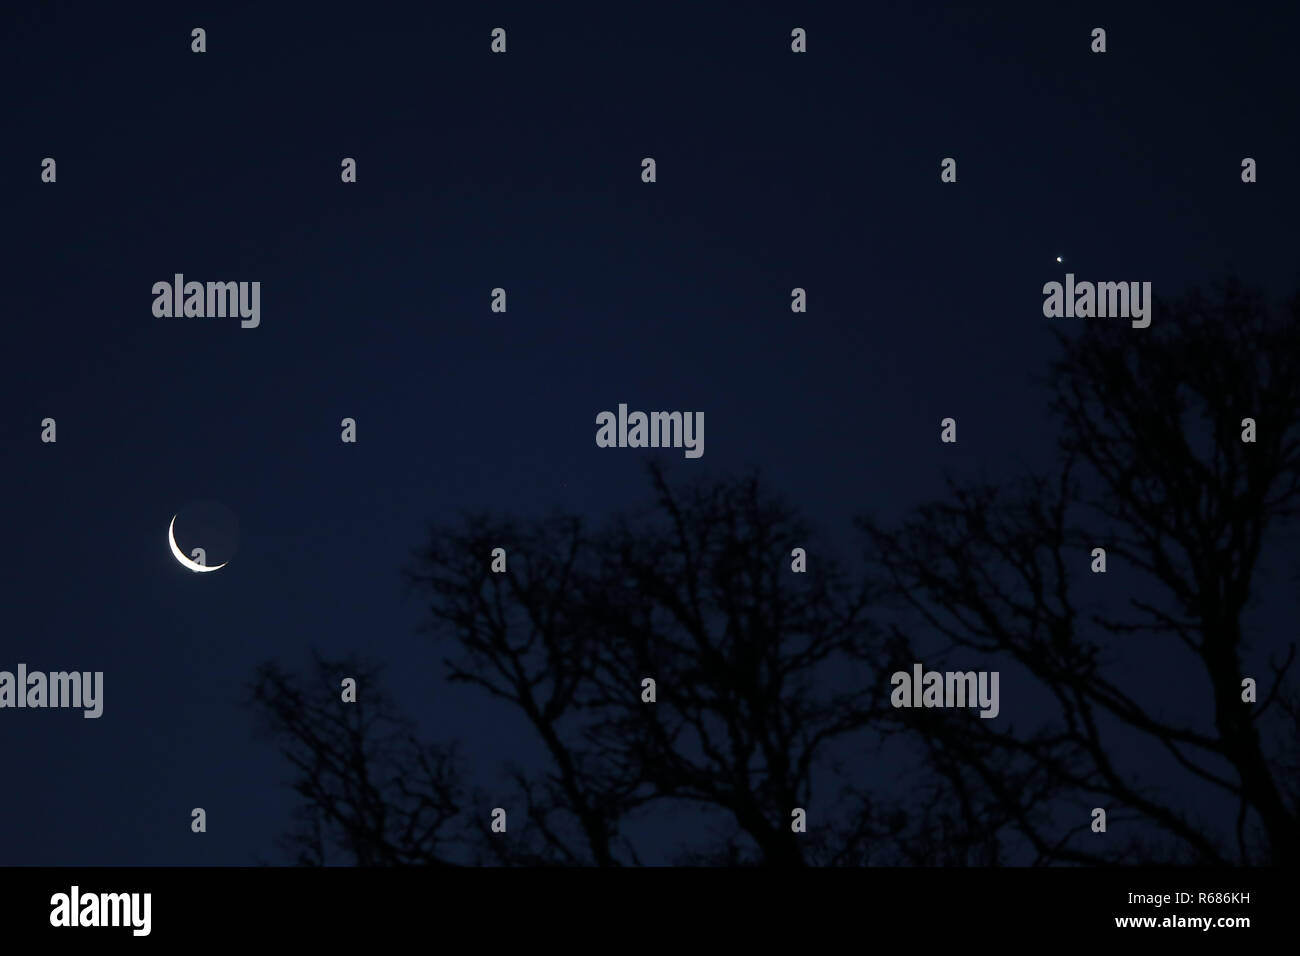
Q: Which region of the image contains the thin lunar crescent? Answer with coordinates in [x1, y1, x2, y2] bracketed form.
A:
[168, 515, 227, 572]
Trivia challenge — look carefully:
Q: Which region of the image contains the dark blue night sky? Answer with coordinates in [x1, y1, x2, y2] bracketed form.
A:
[3, 0, 1298, 866]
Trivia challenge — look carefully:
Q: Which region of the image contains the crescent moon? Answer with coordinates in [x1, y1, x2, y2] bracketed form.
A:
[168, 515, 227, 573]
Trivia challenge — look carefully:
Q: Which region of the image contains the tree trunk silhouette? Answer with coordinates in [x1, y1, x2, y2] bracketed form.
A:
[863, 279, 1300, 864]
[249, 277, 1299, 866]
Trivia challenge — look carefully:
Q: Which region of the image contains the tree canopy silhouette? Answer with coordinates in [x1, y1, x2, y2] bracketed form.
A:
[862, 278, 1300, 865]
[251, 278, 1300, 866]
[253, 467, 892, 864]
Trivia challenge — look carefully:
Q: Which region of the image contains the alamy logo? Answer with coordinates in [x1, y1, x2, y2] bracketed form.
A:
[50, 886, 151, 936]
[1042, 273, 1152, 328]
[152, 274, 260, 328]
[595, 404, 704, 459]
[0, 664, 102, 718]
[890, 662, 1000, 718]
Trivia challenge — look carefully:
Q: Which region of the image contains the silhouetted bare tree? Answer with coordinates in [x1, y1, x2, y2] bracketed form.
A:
[577, 467, 886, 865]
[862, 279, 1300, 865]
[249, 653, 465, 865]
[250, 468, 897, 865]
[398, 468, 891, 865]
[249, 277, 1299, 867]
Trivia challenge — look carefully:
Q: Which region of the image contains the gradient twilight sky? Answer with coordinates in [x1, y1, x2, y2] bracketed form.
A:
[2, 0, 1298, 864]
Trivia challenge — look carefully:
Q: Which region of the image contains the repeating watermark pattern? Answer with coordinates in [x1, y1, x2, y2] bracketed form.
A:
[0, 665, 103, 718]
[9, 12, 1290, 917]
[152, 275, 260, 328]
[890, 663, 1000, 719]
[50, 886, 151, 936]
[596, 404, 704, 459]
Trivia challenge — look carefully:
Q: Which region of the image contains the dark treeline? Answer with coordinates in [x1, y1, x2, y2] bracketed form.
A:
[250, 278, 1300, 866]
